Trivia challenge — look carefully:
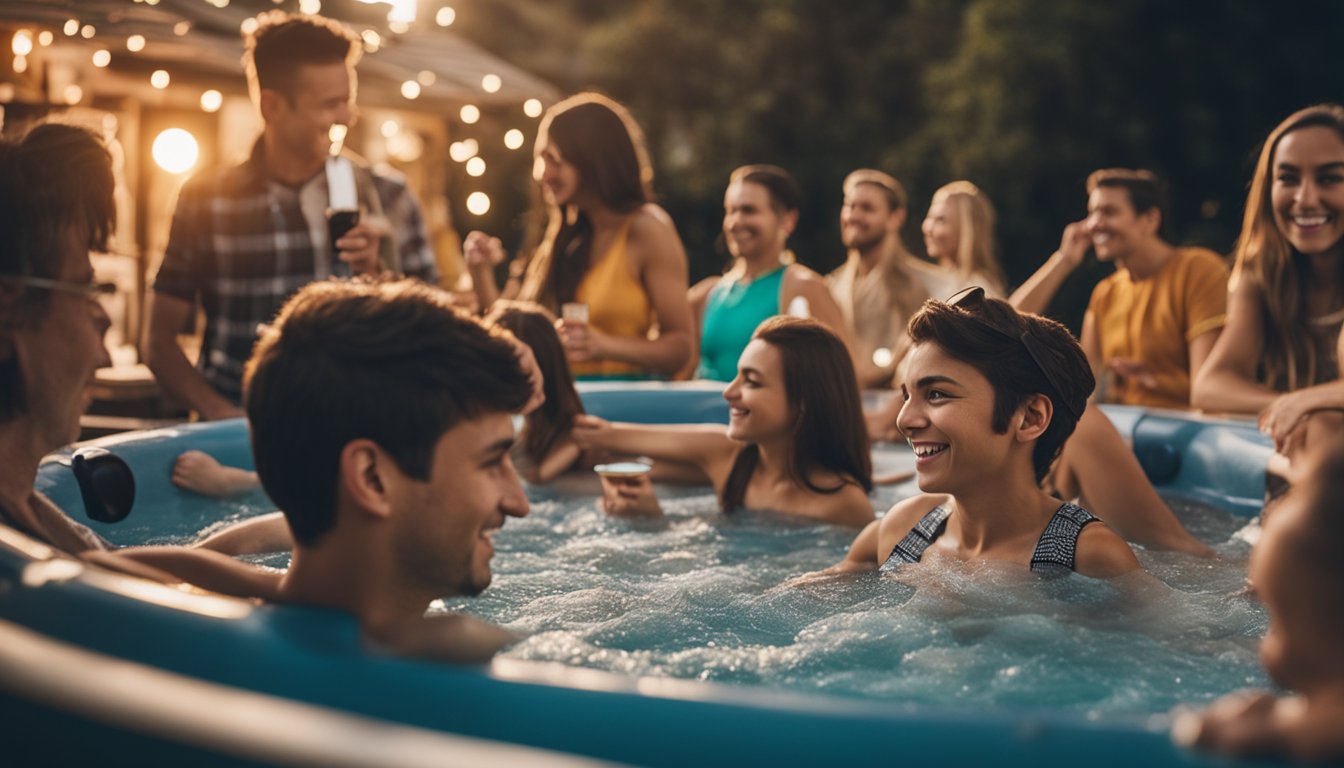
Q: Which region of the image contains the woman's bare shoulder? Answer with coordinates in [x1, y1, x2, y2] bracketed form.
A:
[629, 204, 678, 238]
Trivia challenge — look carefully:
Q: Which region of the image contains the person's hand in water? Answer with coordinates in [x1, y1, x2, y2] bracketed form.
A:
[598, 473, 663, 519]
[171, 450, 259, 497]
[1171, 690, 1289, 757]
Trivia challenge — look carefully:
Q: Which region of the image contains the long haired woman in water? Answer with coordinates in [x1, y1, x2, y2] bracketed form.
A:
[574, 316, 873, 527]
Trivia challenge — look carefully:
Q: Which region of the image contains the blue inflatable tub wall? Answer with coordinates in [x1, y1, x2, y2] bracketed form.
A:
[1, 385, 1276, 767]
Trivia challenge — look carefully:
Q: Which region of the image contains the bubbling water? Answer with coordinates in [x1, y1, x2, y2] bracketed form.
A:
[446, 471, 1267, 716]
[181, 449, 1268, 716]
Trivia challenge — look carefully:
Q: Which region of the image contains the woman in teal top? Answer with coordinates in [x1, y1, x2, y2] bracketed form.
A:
[689, 165, 852, 381]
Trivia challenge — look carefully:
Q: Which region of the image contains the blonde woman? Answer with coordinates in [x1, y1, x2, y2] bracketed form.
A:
[921, 181, 1008, 297]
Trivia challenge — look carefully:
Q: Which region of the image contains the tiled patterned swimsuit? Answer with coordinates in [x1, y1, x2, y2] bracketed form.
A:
[879, 502, 1098, 576]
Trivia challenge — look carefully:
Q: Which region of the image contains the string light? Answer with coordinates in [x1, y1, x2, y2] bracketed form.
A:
[38, 31, 53, 46]
[466, 192, 490, 215]
[449, 139, 478, 162]
[400, 81, 421, 99]
[80, 25, 96, 39]
[459, 104, 480, 124]
[92, 49, 111, 67]
[380, 120, 400, 138]
[360, 30, 381, 53]
[200, 90, 223, 113]
[417, 70, 436, 86]
[152, 128, 200, 174]
[63, 85, 83, 105]
[388, 0, 416, 25]
[482, 74, 502, 93]
[63, 19, 79, 37]
[523, 98, 543, 118]
[11, 30, 34, 57]
[174, 21, 191, 36]
[466, 157, 486, 177]
[504, 129, 524, 150]
[299, 0, 321, 15]
[436, 7, 456, 26]
[126, 34, 146, 52]
[240, 18, 258, 36]
[12, 56, 27, 74]
[151, 70, 170, 89]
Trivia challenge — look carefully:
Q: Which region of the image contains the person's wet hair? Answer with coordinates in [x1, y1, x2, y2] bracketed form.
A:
[721, 316, 872, 511]
[907, 290, 1095, 482]
[243, 10, 360, 102]
[485, 300, 585, 467]
[0, 123, 115, 422]
[244, 279, 532, 546]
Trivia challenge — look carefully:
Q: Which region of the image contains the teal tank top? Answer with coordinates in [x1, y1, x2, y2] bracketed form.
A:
[695, 265, 786, 381]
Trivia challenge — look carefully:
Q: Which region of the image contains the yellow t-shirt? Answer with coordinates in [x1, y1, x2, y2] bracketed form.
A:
[1088, 247, 1228, 409]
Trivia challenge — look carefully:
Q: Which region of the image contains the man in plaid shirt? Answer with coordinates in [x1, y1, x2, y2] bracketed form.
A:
[146, 11, 438, 420]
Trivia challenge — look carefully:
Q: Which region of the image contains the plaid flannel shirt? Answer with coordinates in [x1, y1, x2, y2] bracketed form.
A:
[153, 140, 438, 404]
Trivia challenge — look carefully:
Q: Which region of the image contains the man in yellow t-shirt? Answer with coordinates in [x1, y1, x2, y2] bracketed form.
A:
[1012, 169, 1229, 409]
[1078, 169, 1228, 409]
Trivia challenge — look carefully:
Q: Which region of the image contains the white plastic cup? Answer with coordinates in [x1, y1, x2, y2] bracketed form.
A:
[561, 302, 589, 325]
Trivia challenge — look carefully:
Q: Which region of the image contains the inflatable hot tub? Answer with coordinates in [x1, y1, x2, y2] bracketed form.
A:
[1, 384, 1275, 767]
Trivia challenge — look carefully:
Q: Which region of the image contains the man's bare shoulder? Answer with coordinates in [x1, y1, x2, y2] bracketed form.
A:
[368, 613, 518, 665]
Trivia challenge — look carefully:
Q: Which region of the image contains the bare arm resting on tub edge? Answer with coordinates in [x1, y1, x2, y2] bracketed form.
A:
[83, 546, 283, 601]
[571, 414, 737, 476]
